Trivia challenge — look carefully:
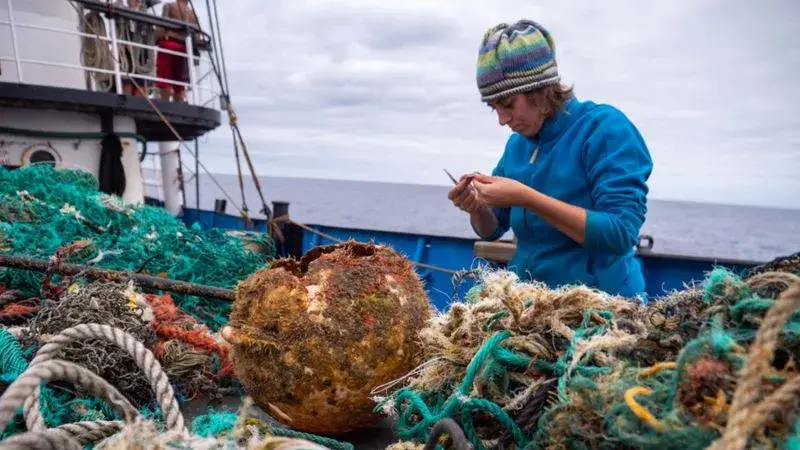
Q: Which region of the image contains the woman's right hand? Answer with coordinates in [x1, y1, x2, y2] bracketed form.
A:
[448, 175, 485, 214]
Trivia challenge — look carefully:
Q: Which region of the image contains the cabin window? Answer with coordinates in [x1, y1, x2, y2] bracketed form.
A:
[29, 150, 57, 165]
[21, 145, 61, 168]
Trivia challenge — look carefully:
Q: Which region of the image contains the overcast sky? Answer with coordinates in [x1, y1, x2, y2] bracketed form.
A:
[185, 0, 800, 210]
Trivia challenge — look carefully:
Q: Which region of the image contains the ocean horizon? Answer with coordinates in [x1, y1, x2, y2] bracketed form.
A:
[153, 172, 800, 264]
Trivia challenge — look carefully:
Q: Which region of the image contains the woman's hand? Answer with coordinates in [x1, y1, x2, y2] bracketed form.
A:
[447, 174, 485, 214]
[471, 174, 530, 208]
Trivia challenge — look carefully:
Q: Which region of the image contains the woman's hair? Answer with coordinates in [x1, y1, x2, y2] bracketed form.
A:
[525, 83, 574, 119]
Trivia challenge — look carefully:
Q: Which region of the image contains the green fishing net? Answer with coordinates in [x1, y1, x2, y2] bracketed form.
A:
[0, 165, 275, 330]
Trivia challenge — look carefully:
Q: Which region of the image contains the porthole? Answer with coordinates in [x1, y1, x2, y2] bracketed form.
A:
[21, 145, 62, 168]
[29, 150, 57, 165]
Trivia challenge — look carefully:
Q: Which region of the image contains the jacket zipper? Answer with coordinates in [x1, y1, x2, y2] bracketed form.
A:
[524, 145, 539, 229]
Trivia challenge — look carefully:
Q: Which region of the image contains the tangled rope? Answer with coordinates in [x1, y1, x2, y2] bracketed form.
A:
[0, 323, 190, 449]
[0, 359, 138, 449]
[380, 330, 537, 449]
[114, 11, 156, 79]
[20, 323, 185, 435]
[709, 277, 800, 450]
[80, 10, 114, 91]
[377, 263, 800, 449]
[22, 282, 157, 406]
[144, 292, 239, 400]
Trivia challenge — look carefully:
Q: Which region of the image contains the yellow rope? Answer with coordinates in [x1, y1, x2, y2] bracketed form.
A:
[638, 361, 676, 378]
[624, 386, 665, 432]
[708, 389, 727, 419]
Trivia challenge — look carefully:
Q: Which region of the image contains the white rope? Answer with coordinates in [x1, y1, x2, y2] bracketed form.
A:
[0, 323, 188, 448]
[22, 323, 186, 434]
[0, 429, 82, 450]
[0, 359, 140, 439]
[79, 7, 157, 93]
[79, 10, 113, 91]
[114, 10, 156, 81]
[54, 420, 124, 445]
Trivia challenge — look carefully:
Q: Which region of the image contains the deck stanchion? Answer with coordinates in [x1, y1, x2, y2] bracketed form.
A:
[185, 28, 198, 105]
[271, 201, 288, 256]
[107, 11, 123, 94]
[270, 201, 303, 258]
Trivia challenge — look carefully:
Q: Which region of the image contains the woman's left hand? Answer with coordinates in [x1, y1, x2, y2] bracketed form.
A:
[471, 174, 530, 208]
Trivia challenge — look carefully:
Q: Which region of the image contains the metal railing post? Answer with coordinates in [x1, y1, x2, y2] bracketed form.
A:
[7, 0, 23, 81]
[185, 29, 198, 105]
[107, 13, 123, 94]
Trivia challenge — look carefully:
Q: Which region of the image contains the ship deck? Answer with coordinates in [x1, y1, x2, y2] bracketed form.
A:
[0, 81, 221, 141]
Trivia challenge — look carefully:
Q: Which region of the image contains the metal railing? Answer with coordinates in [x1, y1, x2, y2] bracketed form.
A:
[0, 0, 222, 109]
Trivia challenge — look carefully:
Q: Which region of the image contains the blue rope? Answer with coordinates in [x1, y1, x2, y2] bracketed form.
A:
[382, 330, 533, 448]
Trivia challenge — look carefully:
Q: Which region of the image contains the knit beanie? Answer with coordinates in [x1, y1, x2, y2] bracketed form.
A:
[476, 20, 560, 102]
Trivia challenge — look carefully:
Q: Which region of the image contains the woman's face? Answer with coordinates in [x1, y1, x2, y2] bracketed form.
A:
[488, 93, 546, 137]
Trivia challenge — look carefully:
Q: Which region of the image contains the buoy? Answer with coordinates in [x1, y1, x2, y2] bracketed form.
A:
[222, 241, 432, 435]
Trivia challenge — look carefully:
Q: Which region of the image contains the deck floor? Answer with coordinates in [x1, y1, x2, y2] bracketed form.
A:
[181, 396, 399, 449]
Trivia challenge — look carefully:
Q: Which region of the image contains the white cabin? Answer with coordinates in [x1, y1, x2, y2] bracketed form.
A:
[0, 0, 224, 213]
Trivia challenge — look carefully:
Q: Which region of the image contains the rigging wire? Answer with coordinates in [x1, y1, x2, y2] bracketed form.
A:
[203, 0, 229, 95]
[196, 0, 248, 216]
[209, 0, 231, 95]
[184, 0, 272, 220]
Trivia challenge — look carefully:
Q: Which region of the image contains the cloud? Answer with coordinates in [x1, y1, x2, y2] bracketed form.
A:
[182, 0, 800, 209]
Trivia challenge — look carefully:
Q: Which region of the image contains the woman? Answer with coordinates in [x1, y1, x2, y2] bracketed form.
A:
[449, 19, 653, 299]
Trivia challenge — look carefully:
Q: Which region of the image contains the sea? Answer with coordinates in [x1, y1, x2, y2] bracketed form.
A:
[172, 173, 799, 264]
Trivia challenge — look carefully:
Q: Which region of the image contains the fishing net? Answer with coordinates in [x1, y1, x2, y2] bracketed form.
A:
[20, 281, 158, 406]
[0, 164, 276, 331]
[0, 280, 247, 440]
[376, 261, 800, 449]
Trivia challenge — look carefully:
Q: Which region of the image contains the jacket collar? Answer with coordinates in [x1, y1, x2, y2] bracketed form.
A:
[526, 96, 579, 145]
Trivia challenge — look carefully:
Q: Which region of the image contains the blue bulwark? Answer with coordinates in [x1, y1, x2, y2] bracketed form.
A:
[181, 208, 757, 312]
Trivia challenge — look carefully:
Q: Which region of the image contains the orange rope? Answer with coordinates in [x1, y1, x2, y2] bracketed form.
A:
[0, 300, 39, 317]
[143, 293, 235, 378]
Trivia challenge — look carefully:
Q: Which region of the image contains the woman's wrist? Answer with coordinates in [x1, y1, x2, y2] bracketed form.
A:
[516, 185, 540, 210]
[517, 185, 587, 244]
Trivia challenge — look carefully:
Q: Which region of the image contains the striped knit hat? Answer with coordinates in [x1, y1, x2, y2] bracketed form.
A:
[476, 20, 560, 102]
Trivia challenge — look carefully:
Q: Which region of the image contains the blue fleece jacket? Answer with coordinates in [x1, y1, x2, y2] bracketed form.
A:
[477, 97, 653, 298]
